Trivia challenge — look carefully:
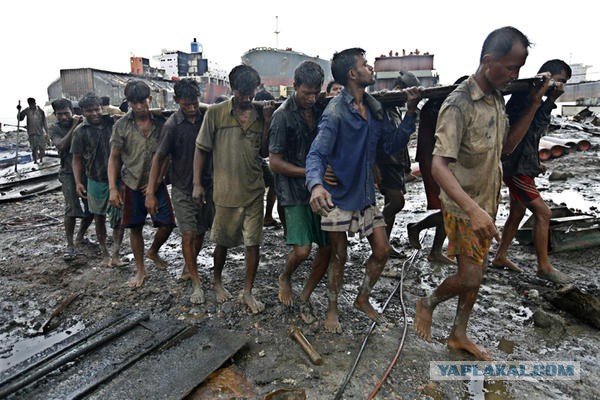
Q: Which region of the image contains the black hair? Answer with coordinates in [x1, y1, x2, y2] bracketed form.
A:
[27, 97, 35, 104]
[124, 80, 151, 102]
[100, 96, 110, 106]
[119, 99, 129, 113]
[213, 95, 230, 104]
[254, 89, 275, 101]
[480, 26, 531, 63]
[78, 92, 102, 110]
[174, 78, 201, 99]
[326, 80, 340, 93]
[538, 59, 572, 80]
[51, 98, 73, 112]
[294, 61, 324, 88]
[229, 65, 261, 95]
[331, 48, 365, 86]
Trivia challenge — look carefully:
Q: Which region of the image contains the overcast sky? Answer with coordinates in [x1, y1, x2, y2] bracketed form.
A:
[1, 0, 598, 124]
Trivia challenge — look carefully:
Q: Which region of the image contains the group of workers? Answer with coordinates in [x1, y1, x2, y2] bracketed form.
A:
[24, 24, 574, 361]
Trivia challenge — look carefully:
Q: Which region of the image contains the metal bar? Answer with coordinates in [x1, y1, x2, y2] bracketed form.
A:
[65, 323, 191, 400]
[14, 101, 20, 173]
[0, 311, 147, 398]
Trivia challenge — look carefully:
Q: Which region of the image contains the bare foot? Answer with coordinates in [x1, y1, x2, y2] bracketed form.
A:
[407, 223, 422, 249]
[102, 256, 112, 268]
[278, 274, 294, 306]
[323, 312, 342, 333]
[190, 285, 205, 305]
[128, 271, 147, 289]
[240, 292, 265, 314]
[537, 268, 573, 284]
[447, 333, 493, 361]
[179, 265, 190, 281]
[110, 257, 128, 267]
[214, 283, 232, 303]
[146, 250, 168, 270]
[491, 256, 523, 273]
[354, 298, 383, 324]
[428, 252, 456, 265]
[414, 298, 433, 341]
[75, 237, 93, 246]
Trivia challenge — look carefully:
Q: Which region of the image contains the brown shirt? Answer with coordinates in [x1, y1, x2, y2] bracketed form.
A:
[196, 100, 265, 207]
[433, 75, 508, 218]
[110, 110, 165, 190]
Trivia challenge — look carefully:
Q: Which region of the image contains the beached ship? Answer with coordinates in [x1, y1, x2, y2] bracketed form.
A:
[241, 47, 333, 98]
[47, 39, 230, 108]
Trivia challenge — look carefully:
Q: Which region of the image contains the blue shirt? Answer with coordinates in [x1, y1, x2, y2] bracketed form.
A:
[306, 89, 416, 211]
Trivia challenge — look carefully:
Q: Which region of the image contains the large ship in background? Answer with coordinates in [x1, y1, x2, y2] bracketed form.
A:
[47, 38, 230, 109]
[242, 47, 333, 98]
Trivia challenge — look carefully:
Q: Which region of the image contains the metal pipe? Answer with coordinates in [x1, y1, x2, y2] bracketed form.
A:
[15, 101, 20, 173]
[539, 139, 566, 159]
[289, 326, 323, 365]
[542, 136, 591, 152]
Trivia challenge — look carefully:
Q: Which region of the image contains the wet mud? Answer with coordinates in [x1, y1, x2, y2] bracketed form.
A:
[0, 129, 599, 399]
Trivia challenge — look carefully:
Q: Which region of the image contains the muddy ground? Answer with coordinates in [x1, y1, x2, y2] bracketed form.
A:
[0, 128, 599, 399]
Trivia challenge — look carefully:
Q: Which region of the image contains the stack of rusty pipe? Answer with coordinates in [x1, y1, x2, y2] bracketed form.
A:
[538, 138, 568, 160]
[538, 136, 592, 160]
[542, 136, 591, 152]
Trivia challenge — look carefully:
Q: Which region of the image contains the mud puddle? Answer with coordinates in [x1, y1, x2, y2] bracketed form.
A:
[0, 321, 85, 372]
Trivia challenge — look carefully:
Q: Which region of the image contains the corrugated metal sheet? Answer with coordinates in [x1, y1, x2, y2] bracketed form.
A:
[48, 68, 229, 107]
[47, 68, 177, 109]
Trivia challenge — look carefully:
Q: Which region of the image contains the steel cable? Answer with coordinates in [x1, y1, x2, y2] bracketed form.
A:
[333, 236, 423, 400]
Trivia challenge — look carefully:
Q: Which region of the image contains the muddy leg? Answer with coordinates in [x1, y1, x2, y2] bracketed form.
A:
[110, 226, 127, 267]
[445, 255, 492, 360]
[492, 200, 525, 273]
[146, 225, 172, 270]
[415, 255, 482, 343]
[213, 244, 232, 303]
[279, 245, 310, 306]
[94, 215, 111, 267]
[298, 244, 330, 324]
[324, 232, 347, 333]
[128, 226, 147, 288]
[241, 245, 264, 314]
[425, 212, 455, 264]
[64, 216, 76, 249]
[354, 227, 388, 323]
[75, 214, 94, 245]
[382, 188, 405, 239]
[182, 231, 204, 304]
[299, 244, 330, 303]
